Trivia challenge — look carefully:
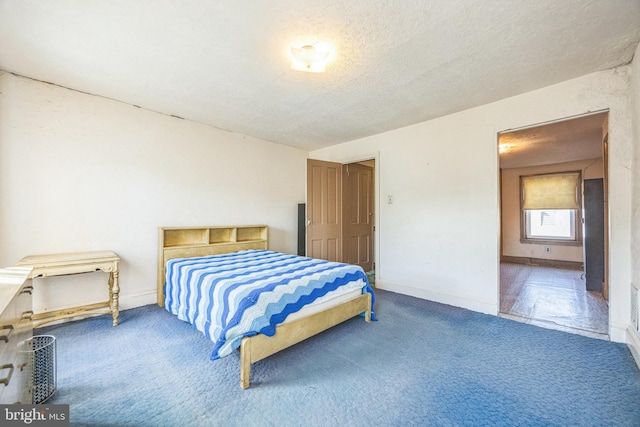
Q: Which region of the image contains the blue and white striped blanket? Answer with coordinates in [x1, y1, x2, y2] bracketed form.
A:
[164, 250, 375, 360]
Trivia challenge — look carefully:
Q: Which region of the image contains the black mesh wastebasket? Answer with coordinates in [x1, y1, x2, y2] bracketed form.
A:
[24, 335, 57, 404]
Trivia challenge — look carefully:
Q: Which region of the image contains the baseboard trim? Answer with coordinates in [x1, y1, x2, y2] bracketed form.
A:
[376, 279, 497, 316]
[501, 256, 583, 270]
[120, 291, 157, 310]
[626, 328, 640, 369]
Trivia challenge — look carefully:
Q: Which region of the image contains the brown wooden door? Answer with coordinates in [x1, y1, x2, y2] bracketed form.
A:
[343, 163, 374, 271]
[306, 159, 342, 261]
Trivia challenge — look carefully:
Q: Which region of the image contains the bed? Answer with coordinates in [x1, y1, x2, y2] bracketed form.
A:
[157, 225, 374, 389]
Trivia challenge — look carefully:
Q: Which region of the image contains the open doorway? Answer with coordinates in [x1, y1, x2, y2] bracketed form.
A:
[498, 111, 609, 339]
[306, 158, 376, 285]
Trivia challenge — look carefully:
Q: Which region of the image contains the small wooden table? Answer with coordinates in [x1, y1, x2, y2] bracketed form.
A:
[16, 251, 120, 327]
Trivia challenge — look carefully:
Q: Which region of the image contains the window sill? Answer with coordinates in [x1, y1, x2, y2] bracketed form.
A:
[519, 238, 582, 246]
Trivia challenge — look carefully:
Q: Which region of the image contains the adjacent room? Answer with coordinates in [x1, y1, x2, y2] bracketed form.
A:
[1, 1, 640, 425]
[499, 112, 610, 339]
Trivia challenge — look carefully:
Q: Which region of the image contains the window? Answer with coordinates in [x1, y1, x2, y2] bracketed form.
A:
[525, 209, 575, 240]
[520, 172, 582, 245]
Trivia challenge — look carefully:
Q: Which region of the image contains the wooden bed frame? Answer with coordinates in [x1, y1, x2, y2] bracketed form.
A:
[157, 225, 372, 389]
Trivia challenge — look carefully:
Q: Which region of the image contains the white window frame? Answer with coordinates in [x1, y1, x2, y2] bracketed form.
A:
[524, 209, 576, 241]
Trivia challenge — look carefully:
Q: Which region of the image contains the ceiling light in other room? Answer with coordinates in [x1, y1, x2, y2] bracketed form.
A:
[290, 44, 331, 73]
[499, 143, 512, 154]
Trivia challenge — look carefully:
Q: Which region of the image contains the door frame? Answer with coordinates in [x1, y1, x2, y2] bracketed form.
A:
[306, 152, 381, 277]
[496, 111, 610, 336]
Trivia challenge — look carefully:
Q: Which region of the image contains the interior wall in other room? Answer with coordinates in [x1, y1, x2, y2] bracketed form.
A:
[0, 72, 307, 313]
[501, 158, 604, 263]
[310, 66, 632, 343]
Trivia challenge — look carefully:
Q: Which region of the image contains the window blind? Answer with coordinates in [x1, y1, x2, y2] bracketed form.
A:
[521, 172, 580, 210]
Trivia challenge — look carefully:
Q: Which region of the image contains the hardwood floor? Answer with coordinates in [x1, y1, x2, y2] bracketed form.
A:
[500, 262, 609, 340]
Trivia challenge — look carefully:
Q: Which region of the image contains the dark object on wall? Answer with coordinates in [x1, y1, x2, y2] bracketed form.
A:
[297, 203, 306, 256]
[584, 178, 605, 292]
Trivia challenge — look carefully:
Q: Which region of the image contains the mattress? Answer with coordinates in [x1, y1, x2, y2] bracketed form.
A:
[164, 250, 374, 359]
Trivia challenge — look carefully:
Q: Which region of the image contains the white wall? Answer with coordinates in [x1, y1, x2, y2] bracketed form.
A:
[629, 41, 640, 361]
[311, 66, 633, 342]
[501, 158, 604, 263]
[0, 72, 307, 312]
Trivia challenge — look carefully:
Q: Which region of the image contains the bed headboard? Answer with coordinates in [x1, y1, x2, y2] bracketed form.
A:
[157, 225, 268, 306]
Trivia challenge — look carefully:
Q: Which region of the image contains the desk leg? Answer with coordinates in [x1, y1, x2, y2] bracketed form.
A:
[109, 270, 120, 326]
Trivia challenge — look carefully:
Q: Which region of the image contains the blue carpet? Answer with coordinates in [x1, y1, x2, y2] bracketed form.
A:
[39, 289, 640, 426]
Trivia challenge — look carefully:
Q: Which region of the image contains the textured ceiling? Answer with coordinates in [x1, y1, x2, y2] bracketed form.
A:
[499, 112, 608, 169]
[0, 1, 639, 151]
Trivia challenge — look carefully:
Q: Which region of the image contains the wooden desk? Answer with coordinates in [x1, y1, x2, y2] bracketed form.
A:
[16, 251, 120, 327]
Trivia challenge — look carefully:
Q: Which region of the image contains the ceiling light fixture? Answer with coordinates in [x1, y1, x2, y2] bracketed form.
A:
[290, 44, 331, 73]
[499, 144, 511, 154]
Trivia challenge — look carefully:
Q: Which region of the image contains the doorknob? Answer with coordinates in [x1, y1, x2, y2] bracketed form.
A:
[307, 219, 311, 226]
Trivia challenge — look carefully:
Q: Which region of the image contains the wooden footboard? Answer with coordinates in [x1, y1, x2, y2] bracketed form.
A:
[239, 292, 372, 389]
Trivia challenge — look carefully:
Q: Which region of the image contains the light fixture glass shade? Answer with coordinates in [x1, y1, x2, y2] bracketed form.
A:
[290, 44, 330, 73]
